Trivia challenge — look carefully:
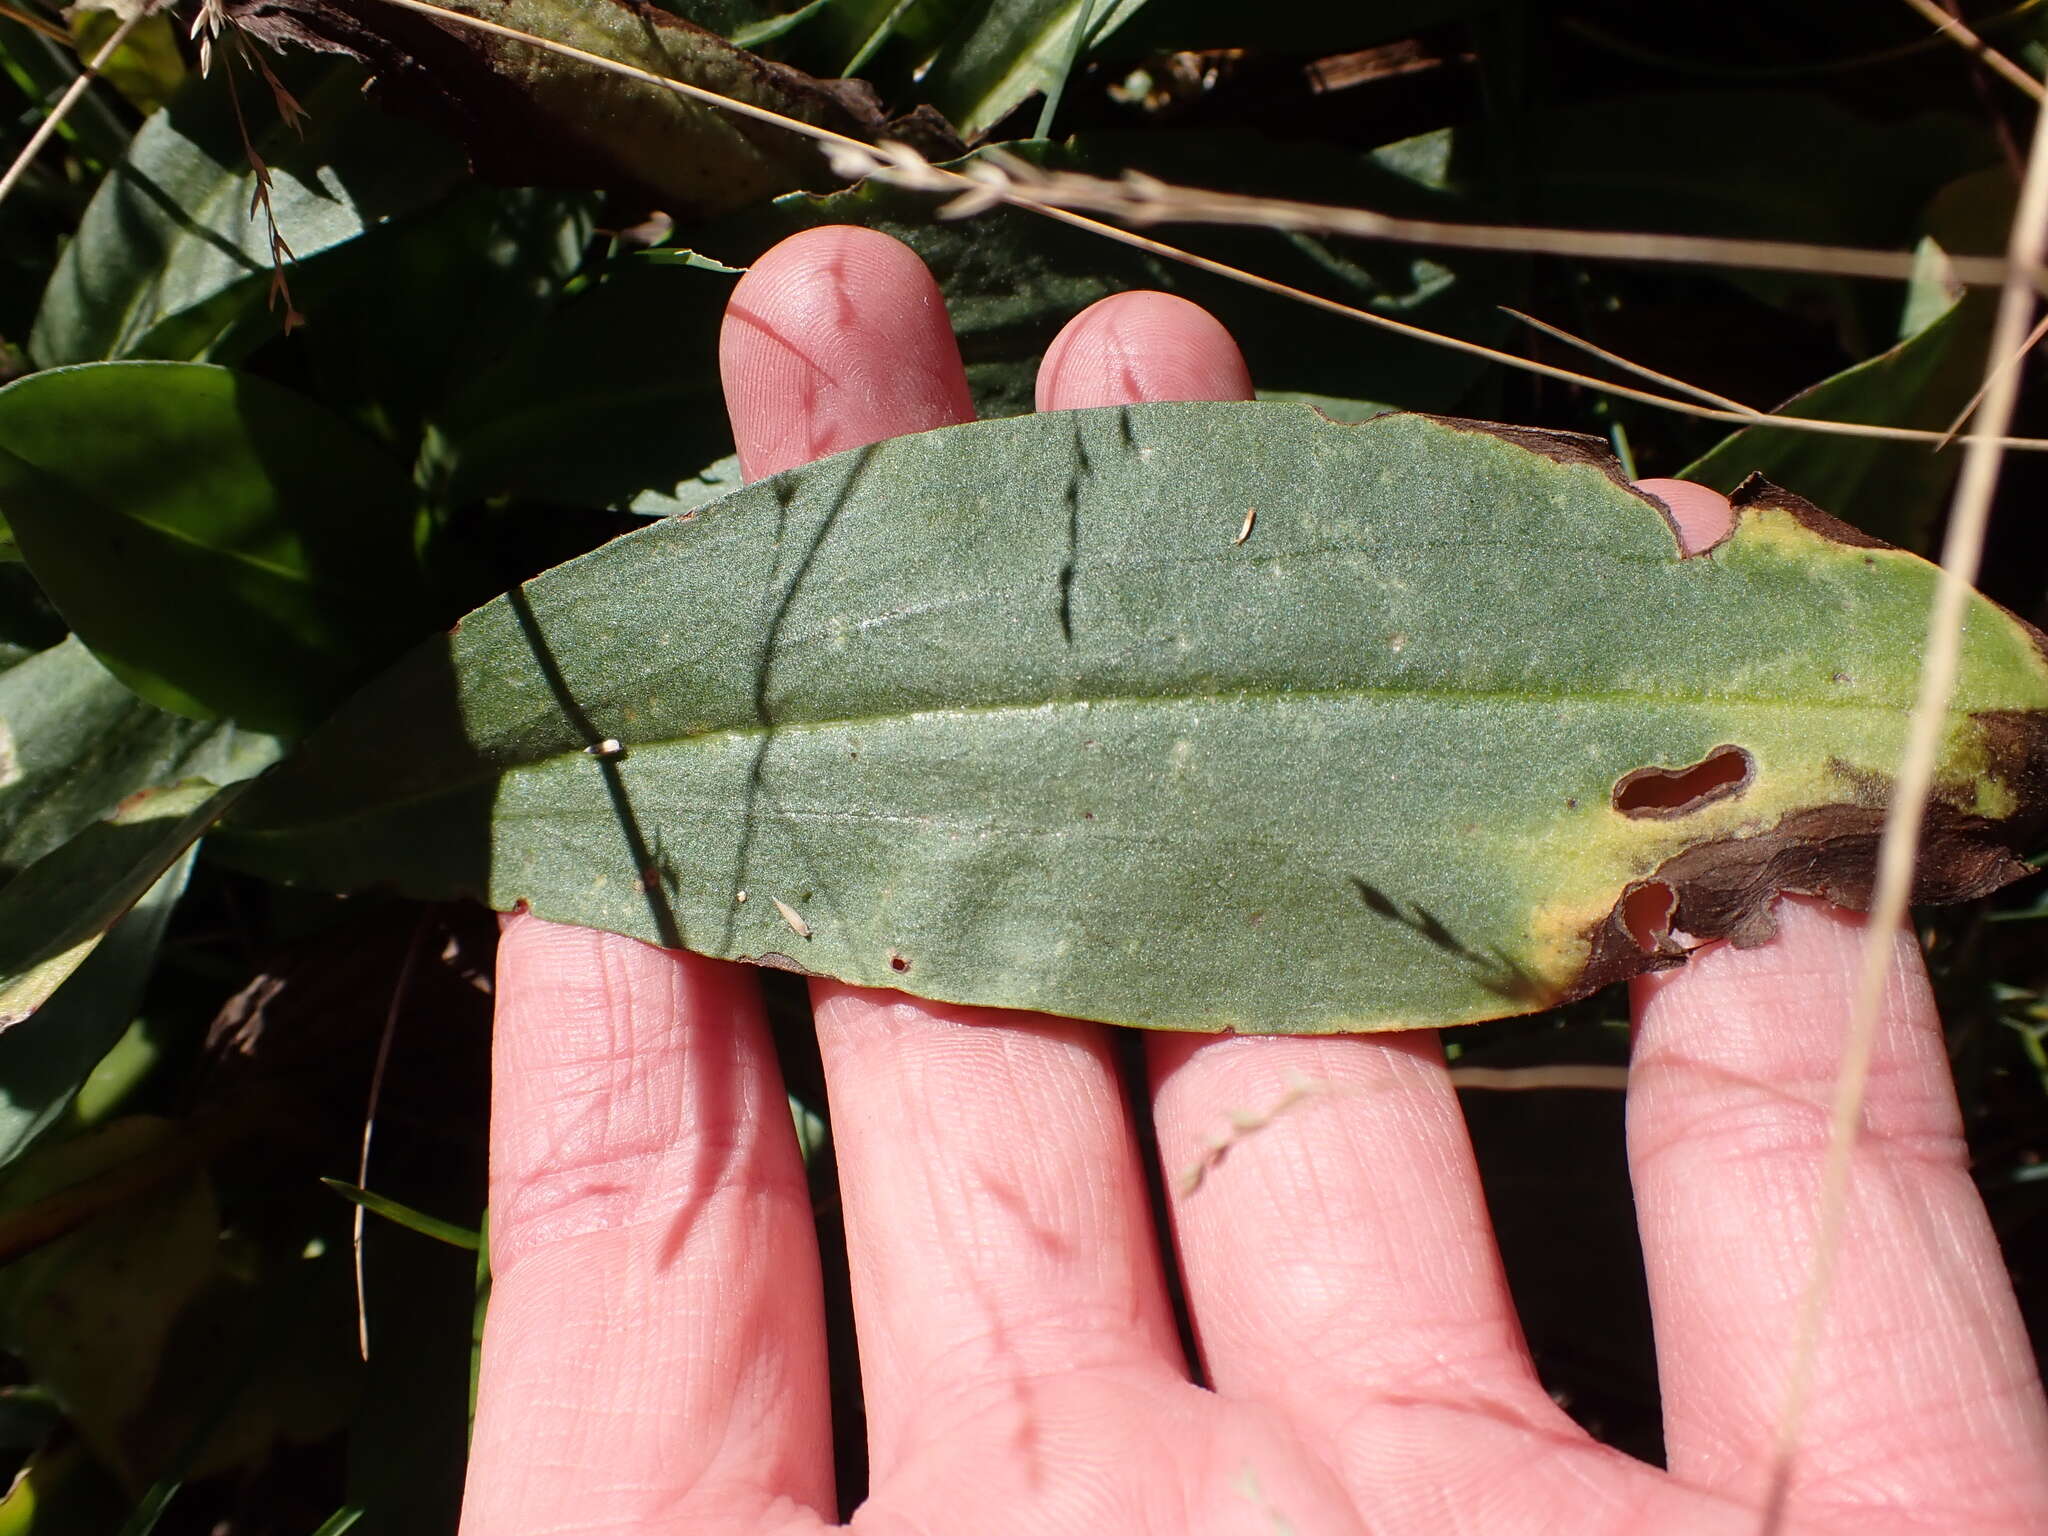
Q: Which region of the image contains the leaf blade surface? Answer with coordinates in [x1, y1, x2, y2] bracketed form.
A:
[224, 403, 2048, 1032]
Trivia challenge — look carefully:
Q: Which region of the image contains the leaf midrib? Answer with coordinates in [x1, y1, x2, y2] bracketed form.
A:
[239, 683, 1932, 839]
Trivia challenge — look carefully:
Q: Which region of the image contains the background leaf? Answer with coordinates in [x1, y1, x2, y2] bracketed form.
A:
[294, 186, 596, 458]
[0, 1116, 360, 1492]
[432, 257, 737, 514]
[0, 363, 430, 734]
[0, 15, 132, 173]
[0, 781, 234, 1029]
[1448, 88, 1999, 382]
[64, 9, 187, 118]
[0, 847, 197, 1171]
[30, 61, 468, 368]
[0, 636, 279, 884]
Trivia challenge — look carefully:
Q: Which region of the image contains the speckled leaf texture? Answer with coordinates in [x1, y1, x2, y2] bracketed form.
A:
[221, 403, 2048, 1033]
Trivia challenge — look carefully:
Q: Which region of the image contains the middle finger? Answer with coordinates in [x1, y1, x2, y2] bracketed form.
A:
[811, 290, 1261, 1475]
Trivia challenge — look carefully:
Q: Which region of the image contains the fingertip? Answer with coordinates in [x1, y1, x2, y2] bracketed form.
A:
[1635, 477, 1736, 556]
[1037, 291, 1254, 411]
[720, 226, 975, 480]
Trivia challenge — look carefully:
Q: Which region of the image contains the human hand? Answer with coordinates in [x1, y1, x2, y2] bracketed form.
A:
[459, 228, 2048, 1535]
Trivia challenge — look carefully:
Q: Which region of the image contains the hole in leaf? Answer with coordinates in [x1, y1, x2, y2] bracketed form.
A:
[1622, 882, 1676, 954]
[889, 952, 910, 973]
[1612, 745, 1753, 818]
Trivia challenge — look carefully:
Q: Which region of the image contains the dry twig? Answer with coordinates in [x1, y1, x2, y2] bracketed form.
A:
[0, 0, 150, 206]
[1759, 88, 2048, 1536]
[1897, 0, 2046, 101]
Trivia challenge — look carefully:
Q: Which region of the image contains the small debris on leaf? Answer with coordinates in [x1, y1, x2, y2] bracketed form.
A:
[772, 897, 811, 939]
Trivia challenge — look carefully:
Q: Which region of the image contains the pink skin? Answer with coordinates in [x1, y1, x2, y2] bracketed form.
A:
[462, 228, 2048, 1535]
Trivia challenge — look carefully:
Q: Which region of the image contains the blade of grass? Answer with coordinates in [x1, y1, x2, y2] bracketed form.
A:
[841, 0, 914, 78]
[1760, 89, 2048, 1536]
[321, 1179, 482, 1252]
[728, 0, 831, 50]
[113, 1479, 180, 1536]
[1033, 0, 1098, 140]
[1607, 422, 1638, 479]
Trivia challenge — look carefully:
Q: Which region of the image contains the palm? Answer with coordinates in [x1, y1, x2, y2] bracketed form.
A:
[459, 229, 2048, 1536]
[848, 1374, 1705, 1534]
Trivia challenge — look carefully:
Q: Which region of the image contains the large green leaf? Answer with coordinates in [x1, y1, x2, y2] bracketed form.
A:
[0, 363, 429, 735]
[222, 403, 2048, 1033]
[30, 62, 467, 367]
[0, 636, 278, 884]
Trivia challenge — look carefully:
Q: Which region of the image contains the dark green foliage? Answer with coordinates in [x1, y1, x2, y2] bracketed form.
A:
[0, 364, 431, 734]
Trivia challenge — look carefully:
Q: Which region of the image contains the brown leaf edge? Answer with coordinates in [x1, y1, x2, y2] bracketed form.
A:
[1571, 474, 2048, 1000]
[1414, 412, 1690, 549]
